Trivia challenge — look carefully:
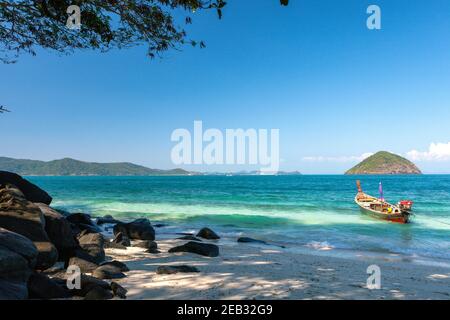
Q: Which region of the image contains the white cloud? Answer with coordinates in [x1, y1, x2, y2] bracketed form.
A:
[407, 142, 450, 162]
[302, 152, 374, 163]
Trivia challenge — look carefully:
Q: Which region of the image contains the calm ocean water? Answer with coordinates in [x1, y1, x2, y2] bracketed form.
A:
[28, 175, 450, 262]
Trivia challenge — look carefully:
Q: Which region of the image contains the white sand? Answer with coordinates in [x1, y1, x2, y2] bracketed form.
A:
[106, 237, 450, 300]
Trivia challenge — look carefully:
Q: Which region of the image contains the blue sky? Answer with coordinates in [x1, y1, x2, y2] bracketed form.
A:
[1, 0, 450, 173]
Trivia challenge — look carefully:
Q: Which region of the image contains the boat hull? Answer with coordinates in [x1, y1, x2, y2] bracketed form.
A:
[359, 207, 409, 224]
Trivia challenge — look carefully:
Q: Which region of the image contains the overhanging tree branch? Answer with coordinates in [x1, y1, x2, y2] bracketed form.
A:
[0, 105, 10, 113]
[0, 1, 288, 64]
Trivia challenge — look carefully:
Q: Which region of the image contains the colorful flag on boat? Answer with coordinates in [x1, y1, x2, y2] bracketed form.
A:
[379, 182, 384, 202]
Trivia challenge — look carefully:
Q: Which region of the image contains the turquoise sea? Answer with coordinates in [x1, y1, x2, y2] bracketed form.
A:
[29, 175, 450, 263]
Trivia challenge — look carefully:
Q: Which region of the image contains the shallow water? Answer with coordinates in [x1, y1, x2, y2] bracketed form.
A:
[29, 175, 450, 262]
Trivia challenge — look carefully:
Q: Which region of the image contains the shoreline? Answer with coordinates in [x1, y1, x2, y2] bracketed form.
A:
[102, 219, 450, 269]
[103, 230, 450, 300]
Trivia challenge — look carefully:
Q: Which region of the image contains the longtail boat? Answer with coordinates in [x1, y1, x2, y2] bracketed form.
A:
[354, 180, 413, 224]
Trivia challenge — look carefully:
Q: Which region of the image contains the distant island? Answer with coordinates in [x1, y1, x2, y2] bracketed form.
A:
[345, 151, 422, 175]
[0, 157, 302, 176]
[0, 157, 194, 176]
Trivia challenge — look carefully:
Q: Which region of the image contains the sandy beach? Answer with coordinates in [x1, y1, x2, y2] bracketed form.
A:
[105, 235, 450, 300]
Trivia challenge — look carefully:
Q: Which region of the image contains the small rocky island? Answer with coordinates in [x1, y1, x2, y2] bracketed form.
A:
[345, 151, 422, 175]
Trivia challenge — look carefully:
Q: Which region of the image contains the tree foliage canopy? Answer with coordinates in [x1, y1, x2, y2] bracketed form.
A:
[0, 0, 229, 63]
[0, 0, 289, 63]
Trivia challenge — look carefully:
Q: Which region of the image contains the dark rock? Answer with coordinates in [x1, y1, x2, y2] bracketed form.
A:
[69, 223, 101, 238]
[84, 286, 113, 300]
[96, 215, 121, 225]
[0, 231, 34, 299]
[113, 218, 155, 241]
[92, 264, 126, 280]
[0, 247, 30, 280]
[154, 223, 167, 228]
[72, 248, 100, 265]
[0, 228, 39, 299]
[100, 260, 129, 272]
[112, 232, 131, 247]
[0, 171, 52, 204]
[111, 281, 127, 299]
[196, 227, 220, 240]
[113, 223, 127, 236]
[34, 242, 59, 270]
[177, 235, 202, 241]
[104, 241, 127, 250]
[0, 185, 58, 269]
[36, 203, 78, 262]
[156, 265, 200, 275]
[66, 212, 94, 226]
[147, 249, 161, 254]
[27, 271, 71, 299]
[52, 272, 110, 297]
[237, 237, 285, 248]
[126, 218, 155, 240]
[133, 240, 157, 250]
[77, 232, 105, 264]
[54, 208, 71, 217]
[68, 256, 99, 273]
[78, 223, 102, 234]
[76, 274, 111, 297]
[168, 241, 219, 257]
[0, 278, 29, 300]
[237, 237, 268, 245]
[0, 227, 38, 268]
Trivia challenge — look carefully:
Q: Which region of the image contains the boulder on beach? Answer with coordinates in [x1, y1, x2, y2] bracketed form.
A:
[133, 240, 159, 254]
[237, 237, 285, 248]
[0, 171, 52, 204]
[71, 223, 102, 236]
[237, 237, 268, 245]
[0, 278, 29, 300]
[92, 264, 126, 280]
[0, 185, 58, 270]
[156, 265, 200, 275]
[84, 286, 114, 300]
[100, 260, 129, 272]
[133, 240, 157, 250]
[113, 218, 155, 241]
[36, 203, 78, 261]
[112, 232, 131, 247]
[0, 228, 39, 300]
[27, 271, 71, 299]
[177, 235, 202, 242]
[67, 213, 102, 236]
[52, 272, 111, 297]
[104, 240, 128, 250]
[111, 281, 127, 299]
[196, 227, 220, 240]
[96, 215, 121, 225]
[34, 242, 59, 270]
[168, 241, 219, 257]
[0, 227, 38, 268]
[68, 256, 99, 273]
[77, 232, 105, 264]
[66, 212, 95, 226]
